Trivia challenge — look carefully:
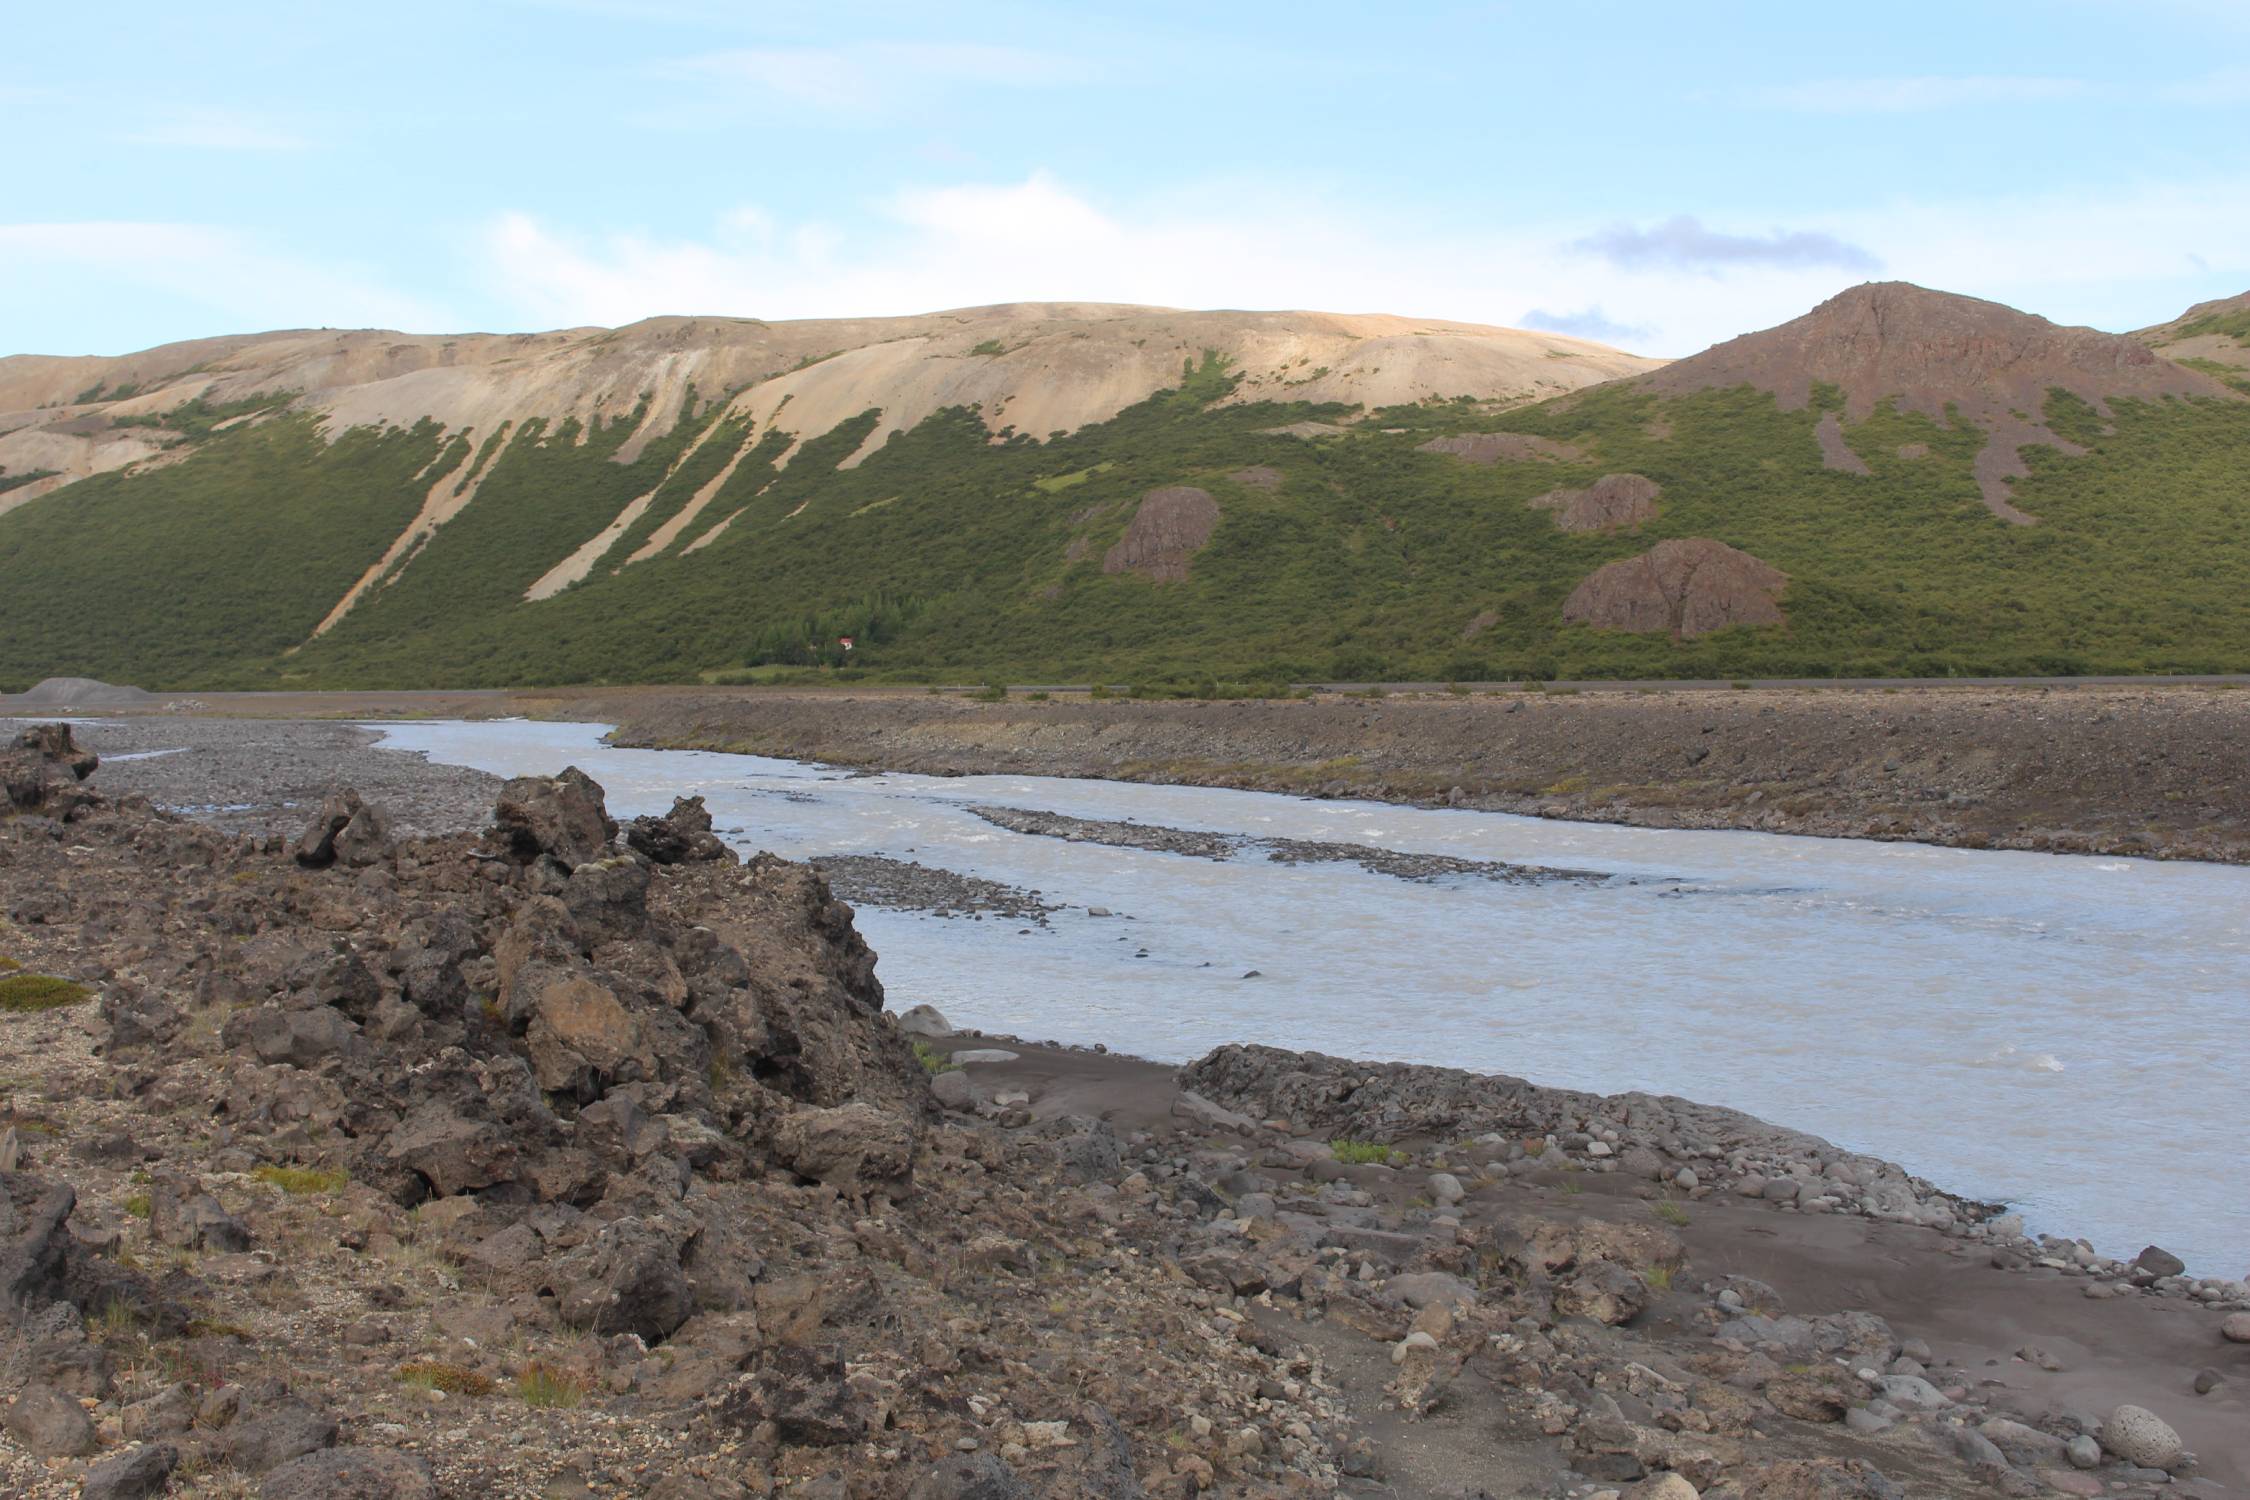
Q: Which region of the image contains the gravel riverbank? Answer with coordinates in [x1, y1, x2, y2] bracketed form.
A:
[0, 716, 502, 837]
[538, 683, 2250, 865]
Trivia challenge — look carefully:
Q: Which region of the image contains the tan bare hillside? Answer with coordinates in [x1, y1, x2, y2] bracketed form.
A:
[2134, 290, 2250, 385]
[0, 304, 1658, 520]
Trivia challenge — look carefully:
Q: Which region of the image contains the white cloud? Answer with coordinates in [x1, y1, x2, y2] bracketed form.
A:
[672, 41, 1073, 116]
[477, 167, 2250, 360]
[0, 222, 448, 345]
[1752, 75, 2088, 112]
[120, 110, 308, 151]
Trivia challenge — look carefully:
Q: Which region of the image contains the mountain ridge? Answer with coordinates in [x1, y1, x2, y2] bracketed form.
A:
[1, 281, 2246, 690]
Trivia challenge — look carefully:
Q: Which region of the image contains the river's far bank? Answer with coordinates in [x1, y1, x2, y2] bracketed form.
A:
[540, 682, 2250, 865]
[17, 679, 2249, 864]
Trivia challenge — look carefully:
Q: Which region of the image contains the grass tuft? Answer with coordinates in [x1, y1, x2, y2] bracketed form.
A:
[911, 1039, 959, 1075]
[251, 1164, 349, 1195]
[0, 974, 92, 1012]
[516, 1360, 585, 1408]
[1329, 1139, 1395, 1166]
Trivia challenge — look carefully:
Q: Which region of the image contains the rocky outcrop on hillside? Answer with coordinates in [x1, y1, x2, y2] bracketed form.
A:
[1528, 474, 1662, 533]
[1561, 539, 1789, 639]
[1638, 282, 2238, 522]
[1103, 487, 1223, 583]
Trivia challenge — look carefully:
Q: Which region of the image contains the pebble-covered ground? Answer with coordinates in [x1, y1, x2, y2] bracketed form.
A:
[0, 717, 502, 838]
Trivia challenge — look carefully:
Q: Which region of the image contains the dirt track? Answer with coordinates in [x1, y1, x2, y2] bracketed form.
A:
[537, 683, 2250, 864]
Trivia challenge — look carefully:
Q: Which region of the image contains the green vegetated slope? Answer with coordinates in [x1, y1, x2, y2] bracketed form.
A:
[2, 359, 2248, 688]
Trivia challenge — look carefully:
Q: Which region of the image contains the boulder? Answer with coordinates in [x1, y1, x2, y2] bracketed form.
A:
[224, 1397, 339, 1472]
[552, 1219, 694, 1343]
[294, 788, 392, 869]
[2098, 1404, 2182, 1469]
[1, 1380, 97, 1455]
[81, 1443, 178, 1500]
[897, 1005, 953, 1038]
[260, 1446, 438, 1500]
[2223, 1311, 2250, 1344]
[2135, 1245, 2187, 1278]
[525, 975, 650, 1097]
[772, 1102, 915, 1195]
[625, 795, 732, 865]
[0, 723, 100, 817]
[490, 767, 616, 869]
[1764, 1370, 1853, 1423]
[148, 1174, 251, 1253]
[1555, 1260, 1653, 1326]
[560, 856, 650, 946]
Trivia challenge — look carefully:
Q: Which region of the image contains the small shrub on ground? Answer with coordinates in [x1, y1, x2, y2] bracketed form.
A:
[399, 1361, 496, 1397]
[1651, 1200, 1691, 1227]
[910, 1040, 959, 1075]
[517, 1360, 585, 1408]
[1329, 1139, 1395, 1165]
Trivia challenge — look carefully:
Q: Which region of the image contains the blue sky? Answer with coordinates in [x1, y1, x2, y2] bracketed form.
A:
[7, 0, 2249, 357]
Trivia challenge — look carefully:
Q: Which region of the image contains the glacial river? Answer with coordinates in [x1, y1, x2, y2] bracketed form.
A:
[373, 718, 2247, 1276]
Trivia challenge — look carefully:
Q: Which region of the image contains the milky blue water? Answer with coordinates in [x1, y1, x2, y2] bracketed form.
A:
[370, 717, 2248, 1276]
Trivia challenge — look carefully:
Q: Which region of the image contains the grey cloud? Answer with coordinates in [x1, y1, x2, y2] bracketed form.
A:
[1575, 215, 1881, 274]
[1519, 307, 1652, 346]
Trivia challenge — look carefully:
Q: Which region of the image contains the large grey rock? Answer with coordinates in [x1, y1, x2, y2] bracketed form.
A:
[224, 1398, 340, 1473]
[81, 1442, 179, 1500]
[260, 1445, 438, 1499]
[491, 767, 616, 869]
[295, 788, 393, 869]
[1, 1381, 96, 1455]
[553, 1219, 694, 1343]
[1979, 1417, 2067, 1466]
[930, 1070, 976, 1111]
[2221, 1311, 2250, 1343]
[2098, 1404, 2183, 1469]
[772, 1102, 915, 1195]
[148, 1175, 251, 1253]
[624, 796, 731, 865]
[2135, 1245, 2187, 1278]
[897, 1005, 954, 1038]
[1951, 1425, 2007, 1467]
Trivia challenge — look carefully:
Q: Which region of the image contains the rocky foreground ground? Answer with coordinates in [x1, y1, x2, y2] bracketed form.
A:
[0, 722, 2244, 1500]
[537, 684, 2250, 865]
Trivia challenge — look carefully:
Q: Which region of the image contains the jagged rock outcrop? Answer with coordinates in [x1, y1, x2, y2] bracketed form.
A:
[1102, 486, 1221, 583]
[1562, 538, 1789, 638]
[0, 722, 100, 816]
